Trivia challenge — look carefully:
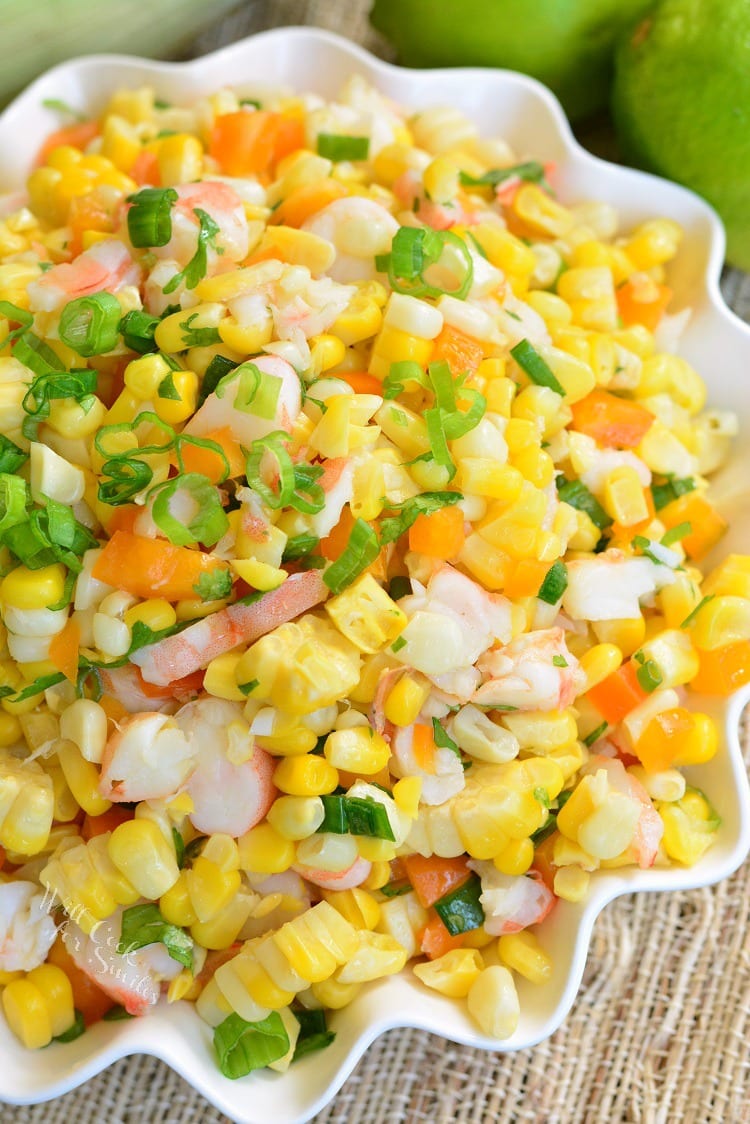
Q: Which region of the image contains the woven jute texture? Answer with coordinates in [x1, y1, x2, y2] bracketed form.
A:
[3, 4, 750, 1122]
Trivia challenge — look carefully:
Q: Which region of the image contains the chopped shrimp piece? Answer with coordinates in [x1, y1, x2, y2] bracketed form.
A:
[27, 239, 141, 313]
[184, 354, 302, 447]
[63, 913, 181, 1017]
[392, 170, 476, 231]
[131, 570, 328, 686]
[391, 722, 466, 806]
[174, 698, 276, 836]
[582, 755, 664, 869]
[0, 881, 57, 973]
[97, 665, 182, 714]
[469, 861, 555, 936]
[563, 549, 676, 622]
[302, 196, 399, 283]
[294, 855, 372, 891]
[473, 627, 585, 711]
[99, 712, 195, 803]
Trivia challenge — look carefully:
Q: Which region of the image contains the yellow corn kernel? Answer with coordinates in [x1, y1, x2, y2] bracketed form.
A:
[2, 979, 53, 1049]
[553, 865, 590, 901]
[123, 598, 176, 632]
[579, 644, 623, 691]
[484, 373, 516, 417]
[356, 837, 398, 863]
[639, 629, 699, 688]
[322, 887, 381, 931]
[108, 817, 180, 899]
[602, 466, 649, 526]
[393, 776, 421, 818]
[231, 558, 287, 593]
[190, 892, 255, 951]
[592, 616, 646, 657]
[26, 963, 75, 1038]
[672, 713, 719, 767]
[368, 325, 434, 379]
[273, 755, 339, 797]
[157, 133, 204, 185]
[335, 930, 408, 984]
[513, 384, 572, 437]
[122, 353, 173, 400]
[0, 711, 22, 747]
[363, 861, 390, 891]
[659, 791, 718, 865]
[501, 711, 577, 755]
[690, 596, 750, 651]
[310, 977, 362, 1009]
[498, 931, 552, 984]
[492, 836, 534, 876]
[625, 219, 682, 270]
[467, 965, 520, 1039]
[332, 291, 383, 347]
[511, 445, 555, 489]
[374, 399, 430, 457]
[160, 871, 198, 928]
[457, 533, 512, 591]
[323, 726, 391, 774]
[254, 726, 320, 757]
[203, 652, 247, 702]
[56, 739, 111, 817]
[325, 573, 407, 654]
[267, 794, 324, 840]
[457, 458, 524, 501]
[512, 183, 572, 238]
[702, 554, 750, 600]
[1, 563, 66, 610]
[413, 948, 484, 998]
[383, 674, 430, 727]
[237, 823, 296, 874]
[186, 856, 241, 923]
[152, 368, 199, 426]
[308, 332, 346, 375]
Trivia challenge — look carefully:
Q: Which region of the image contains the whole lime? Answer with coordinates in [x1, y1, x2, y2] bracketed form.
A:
[370, 0, 654, 121]
[613, 0, 750, 270]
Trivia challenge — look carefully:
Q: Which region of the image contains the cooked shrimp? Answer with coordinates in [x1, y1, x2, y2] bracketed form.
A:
[62, 913, 182, 1017]
[305, 455, 355, 539]
[563, 549, 676, 622]
[390, 721, 466, 805]
[393, 565, 513, 684]
[469, 861, 555, 936]
[184, 354, 302, 447]
[473, 627, 585, 711]
[392, 170, 475, 231]
[173, 698, 276, 836]
[27, 238, 141, 313]
[99, 711, 195, 803]
[131, 570, 328, 686]
[582, 755, 664, 869]
[0, 881, 57, 973]
[294, 854, 372, 892]
[149, 179, 250, 266]
[301, 196, 399, 283]
[97, 665, 182, 714]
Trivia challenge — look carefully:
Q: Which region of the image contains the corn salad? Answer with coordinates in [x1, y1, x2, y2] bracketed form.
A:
[0, 74, 743, 1074]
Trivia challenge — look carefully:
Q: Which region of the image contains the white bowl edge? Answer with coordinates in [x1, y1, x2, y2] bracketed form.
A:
[0, 26, 749, 1124]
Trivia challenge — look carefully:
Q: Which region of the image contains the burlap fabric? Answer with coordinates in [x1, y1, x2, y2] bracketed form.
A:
[2, 4, 750, 1121]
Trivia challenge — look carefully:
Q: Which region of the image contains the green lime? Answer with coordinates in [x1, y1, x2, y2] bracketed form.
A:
[613, 0, 750, 270]
[370, 0, 653, 121]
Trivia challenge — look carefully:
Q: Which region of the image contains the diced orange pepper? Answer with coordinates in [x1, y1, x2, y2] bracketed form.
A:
[48, 617, 80, 683]
[402, 853, 471, 908]
[691, 640, 750, 696]
[634, 706, 695, 772]
[430, 324, 485, 376]
[531, 833, 558, 892]
[419, 910, 467, 960]
[92, 530, 229, 602]
[81, 806, 134, 841]
[179, 426, 245, 483]
[68, 190, 116, 256]
[106, 505, 140, 536]
[659, 492, 727, 561]
[411, 723, 437, 773]
[46, 937, 114, 1025]
[209, 110, 283, 178]
[586, 659, 648, 724]
[272, 115, 306, 165]
[269, 178, 348, 228]
[408, 504, 466, 559]
[130, 147, 161, 187]
[337, 370, 384, 395]
[36, 120, 99, 166]
[503, 558, 553, 599]
[616, 277, 673, 332]
[319, 505, 356, 562]
[570, 389, 655, 448]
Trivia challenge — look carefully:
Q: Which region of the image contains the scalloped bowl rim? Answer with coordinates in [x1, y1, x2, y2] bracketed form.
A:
[0, 26, 749, 1124]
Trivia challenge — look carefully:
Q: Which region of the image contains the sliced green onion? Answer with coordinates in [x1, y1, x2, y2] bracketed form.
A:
[172, 828, 185, 869]
[388, 575, 411, 600]
[556, 477, 613, 530]
[163, 207, 222, 294]
[510, 339, 565, 396]
[633, 653, 663, 694]
[127, 186, 178, 248]
[432, 717, 460, 758]
[583, 721, 608, 748]
[97, 457, 153, 506]
[651, 476, 696, 511]
[193, 569, 233, 602]
[292, 1007, 336, 1060]
[102, 1006, 134, 1021]
[214, 1012, 289, 1079]
[119, 309, 160, 354]
[318, 795, 395, 840]
[380, 227, 474, 300]
[316, 133, 370, 161]
[323, 518, 380, 595]
[14, 331, 64, 377]
[282, 533, 320, 562]
[379, 880, 412, 898]
[42, 98, 85, 121]
[52, 1009, 86, 1044]
[179, 312, 222, 348]
[59, 293, 121, 357]
[424, 407, 456, 480]
[537, 560, 568, 605]
[552, 654, 568, 667]
[118, 903, 193, 969]
[0, 474, 29, 535]
[379, 491, 463, 546]
[680, 593, 715, 629]
[217, 362, 282, 420]
[391, 635, 407, 653]
[428, 359, 456, 414]
[22, 367, 97, 421]
[661, 521, 691, 546]
[150, 473, 229, 548]
[199, 354, 238, 406]
[433, 873, 485, 936]
[245, 432, 296, 509]
[381, 360, 428, 400]
[458, 161, 549, 190]
[0, 300, 33, 345]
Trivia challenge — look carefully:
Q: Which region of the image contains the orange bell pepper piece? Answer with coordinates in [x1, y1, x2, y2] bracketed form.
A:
[81, 806, 134, 841]
[691, 640, 750, 696]
[503, 558, 553, 599]
[419, 910, 467, 960]
[570, 388, 655, 448]
[633, 707, 695, 772]
[430, 324, 485, 376]
[48, 617, 80, 683]
[402, 853, 472, 908]
[616, 277, 673, 332]
[209, 110, 282, 178]
[319, 504, 356, 562]
[179, 426, 245, 483]
[586, 659, 648, 724]
[269, 178, 348, 228]
[36, 119, 99, 166]
[408, 504, 466, 559]
[92, 530, 230, 602]
[659, 492, 727, 561]
[336, 370, 384, 395]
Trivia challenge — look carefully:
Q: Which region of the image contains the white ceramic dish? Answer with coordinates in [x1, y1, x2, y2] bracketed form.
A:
[0, 26, 749, 1124]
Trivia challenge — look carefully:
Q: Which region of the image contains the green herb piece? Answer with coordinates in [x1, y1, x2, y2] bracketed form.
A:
[179, 312, 222, 348]
[118, 903, 193, 970]
[432, 717, 460, 758]
[391, 635, 407, 653]
[238, 677, 260, 697]
[316, 133, 370, 161]
[537, 560, 568, 605]
[42, 98, 85, 120]
[172, 828, 185, 869]
[163, 207, 222, 293]
[651, 476, 696, 511]
[458, 161, 549, 191]
[534, 786, 551, 809]
[52, 1009, 86, 1043]
[583, 721, 608, 747]
[433, 873, 484, 936]
[510, 338, 565, 396]
[199, 354, 238, 406]
[552, 654, 568, 667]
[193, 569, 233, 602]
[662, 522, 691, 546]
[119, 309, 160, 354]
[556, 477, 613, 530]
[214, 1011, 290, 1079]
[388, 575, 411, 600]
[379, 491, 463, 545]
[318, 795, 395, 840]
[102, 1005, 134, 1021]
[379, 880, 412, 898]
[292, 1007, 336, 1060]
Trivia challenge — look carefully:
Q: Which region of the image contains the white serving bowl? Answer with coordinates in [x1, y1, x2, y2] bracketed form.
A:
[1, 26, 749, 1124]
